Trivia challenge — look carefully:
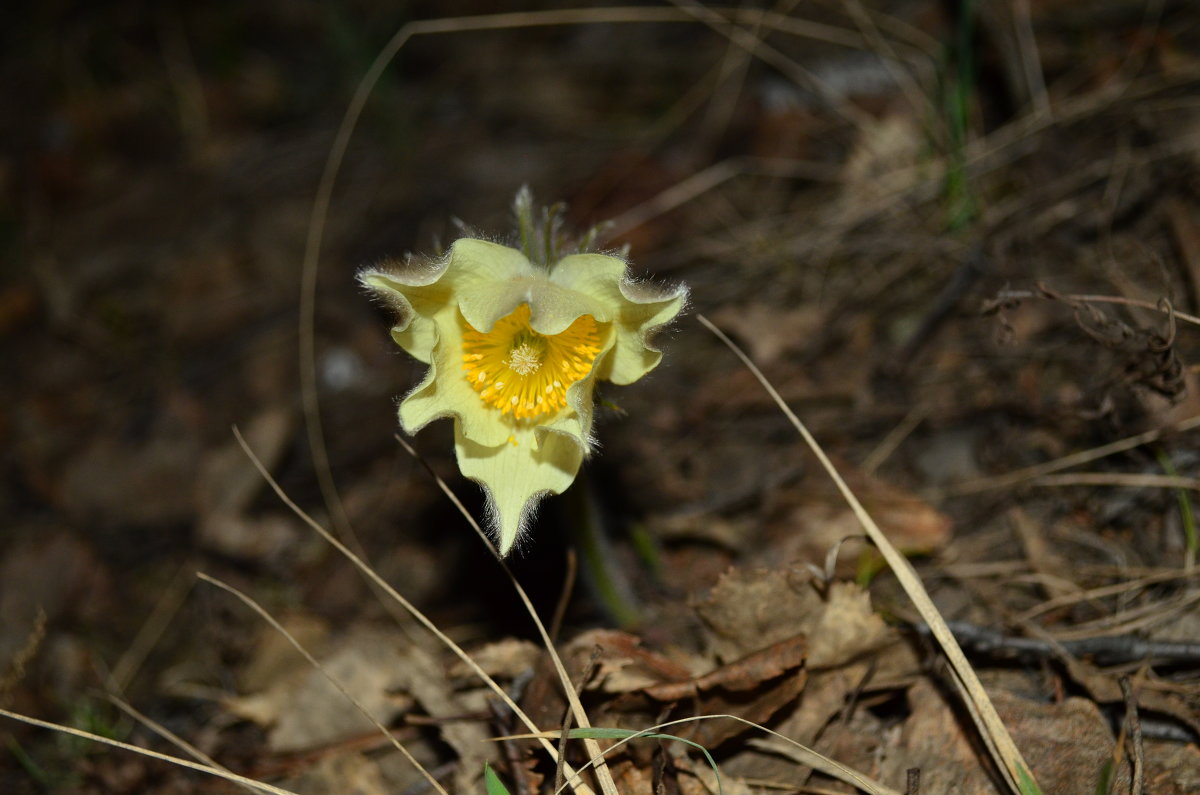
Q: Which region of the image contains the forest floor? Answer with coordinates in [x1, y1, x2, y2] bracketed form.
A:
[3, 1, 1200, 793]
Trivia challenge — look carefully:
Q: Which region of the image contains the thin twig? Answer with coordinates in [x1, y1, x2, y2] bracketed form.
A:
[905, 768, 921, 795]
[1120, 677, 1145, 795]
[915, 621, 1200, 666]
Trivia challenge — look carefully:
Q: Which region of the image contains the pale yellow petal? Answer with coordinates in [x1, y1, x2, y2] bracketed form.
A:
[397, 307, 513, 448]
[458, 277, 611, 336]
[551, 254, 688, 385]
[360, 264, 450, 364]
[549, 253, 628, 299]
[600, 280, 688, 386]
[359, 239, 535, 362]
[454, 423, 585, 556]
[448, 238, 537, 288]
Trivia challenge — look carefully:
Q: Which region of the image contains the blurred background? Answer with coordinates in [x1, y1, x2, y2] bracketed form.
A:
[4, 1, 1200, 792]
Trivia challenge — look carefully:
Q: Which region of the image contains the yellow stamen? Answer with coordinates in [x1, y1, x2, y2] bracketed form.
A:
[462, 303, 601, 420]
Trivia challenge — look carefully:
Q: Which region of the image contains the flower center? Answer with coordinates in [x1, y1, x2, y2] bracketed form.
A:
[462, 303, 601, 420]
[506, 343, 542, 376]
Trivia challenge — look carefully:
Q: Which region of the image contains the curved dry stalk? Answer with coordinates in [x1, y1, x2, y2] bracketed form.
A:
[0, 707, 298, 795]
[698, 314, 1038, 794]
[231, 428, 599, 795]
[195, 572, 447, 795]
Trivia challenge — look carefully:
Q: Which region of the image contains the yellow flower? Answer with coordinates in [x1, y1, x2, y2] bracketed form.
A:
[360, 202, 686, 556]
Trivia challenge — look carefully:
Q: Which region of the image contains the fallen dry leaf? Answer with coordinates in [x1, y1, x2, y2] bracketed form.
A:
[643, 634, 806, 701]
[399, 643, 494, 794]
[286, 752, 391, 795]
[807, 581, 892, 668]
[224, 626, 415, 753]
[447, 637, 542, 682]
[768, 465, 953, 575]
[694, 566, 894, 668]
[693, 567, 821, 664]
[709, 303, 824, 367]
[195, 406, 298, 560]
[877, 678, 993, 794]
[565, 629, 697, 694]
[991, 688, 1127, 795]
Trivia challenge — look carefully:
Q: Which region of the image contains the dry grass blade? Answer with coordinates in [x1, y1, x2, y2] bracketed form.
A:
[745, 738, 900, 795]
[991, 289, 1200, 329]
[107, 560, 194, 694]
[231, 427, 600, 795]
[195, 572, 446, 795]
[604, 156, 842, 240]
[393, 435, 615, 794]
[1017, 568, 1200, 621]
[931, 414, 1200, 499]
[503, 713, 901, 795]
[666, 0, 874, 131]
[104, 693, 260, 795]
[1030, 473, 1200, 490]
[698, 315, 1038, 793]
[1047, 588, 1200, 642]
[0, 707, 299, 795]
